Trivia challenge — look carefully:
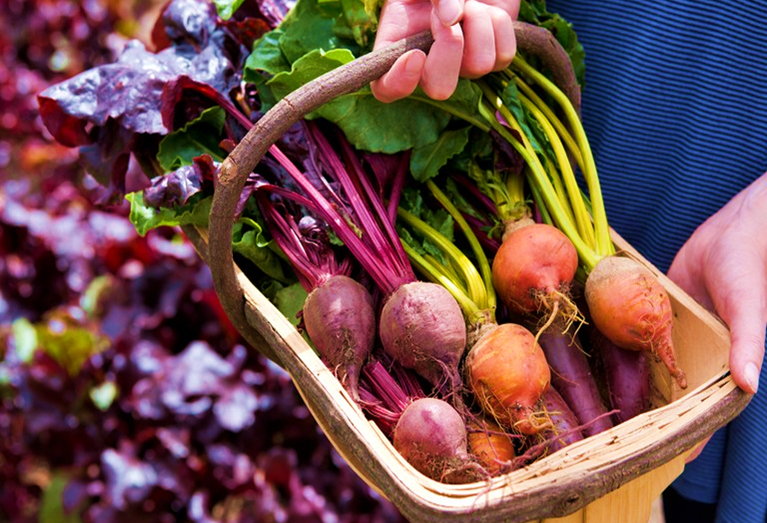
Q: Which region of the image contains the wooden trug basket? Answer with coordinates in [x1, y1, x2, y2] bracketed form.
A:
[185, 27, 752, 523]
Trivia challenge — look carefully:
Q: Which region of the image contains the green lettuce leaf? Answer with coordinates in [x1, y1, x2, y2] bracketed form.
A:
[213, 0, 247, 20]
[231, 219, 294, 284]
[157, 106, 226, 172]
[126, 192, 212, 236]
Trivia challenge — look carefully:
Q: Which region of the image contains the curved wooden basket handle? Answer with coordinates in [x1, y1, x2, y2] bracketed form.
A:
[205, 22, 578, 361]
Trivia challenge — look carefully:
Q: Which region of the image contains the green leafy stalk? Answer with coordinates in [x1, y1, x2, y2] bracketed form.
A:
[397, 207, 492, 328]
[477, 85, 601, 270]
[511, 55, 613, 261]
[518, 92, 596, 249]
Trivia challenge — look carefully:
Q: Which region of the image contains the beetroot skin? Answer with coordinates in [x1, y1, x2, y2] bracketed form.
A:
[393, 397, 474, 483]
[378, 282, 467, 394]
[585, 255, 687, 389]
[303, 275, 376, 400]
[492, 223, 578, 314]
[537, 325, 613, 437]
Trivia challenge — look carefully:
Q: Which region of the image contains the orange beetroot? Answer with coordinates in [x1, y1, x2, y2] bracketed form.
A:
[585, 255, 687, 389]
[465, 323, 551, 435]
[467, 417, 517, 476]
[492, 223, 580, 327]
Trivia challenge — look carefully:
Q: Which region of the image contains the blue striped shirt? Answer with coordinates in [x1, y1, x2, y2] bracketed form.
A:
[544, 1, 767, 521]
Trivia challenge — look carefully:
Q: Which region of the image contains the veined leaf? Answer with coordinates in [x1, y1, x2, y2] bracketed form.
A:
[157, 106, 226, 172]
[267, 48, 356, 101]
[410, 127, 471, 182]
[126, 192, 212, 236]
[244, 29, 291, 84]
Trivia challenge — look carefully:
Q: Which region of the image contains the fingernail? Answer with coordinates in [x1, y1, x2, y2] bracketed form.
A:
[438, 0, 462, 26]
[404, 51, 422, 75]
[745, 362, 759, 393]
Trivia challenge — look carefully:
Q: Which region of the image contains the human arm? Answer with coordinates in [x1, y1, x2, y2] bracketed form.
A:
[667, 172, 767, 462]
[370, 0, 519, 102]
[668, 171, 767, 397]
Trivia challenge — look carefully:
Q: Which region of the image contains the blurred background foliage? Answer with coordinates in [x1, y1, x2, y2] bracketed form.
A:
[0, 1, 407, 521]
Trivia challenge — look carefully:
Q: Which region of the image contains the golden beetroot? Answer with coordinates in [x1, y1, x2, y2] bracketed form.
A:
[465, 323, 551, 435]
[467, 417, 517, 475]
[492, 222, 579, 320]
[585, 255, 687, 389]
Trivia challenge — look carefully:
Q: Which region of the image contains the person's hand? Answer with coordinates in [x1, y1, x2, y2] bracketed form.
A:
[371, 0, 519, 103]
[668, 172, 767, 462]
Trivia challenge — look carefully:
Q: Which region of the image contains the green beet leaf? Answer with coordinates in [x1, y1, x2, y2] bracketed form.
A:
[266, 48, 356, 101]
[126, 192, 213, 236]
[410, 127, 471, 183]
[213, 0, 247, 20]
[157, 106, 227, 172]
[232, 219, 295, 285]
[272, 281, 309, 329]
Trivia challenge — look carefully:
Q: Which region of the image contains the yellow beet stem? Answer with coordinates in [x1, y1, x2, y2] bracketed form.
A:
[400, 241, 479, 318]
[511, 56, 613, 261]
[423, 253, 463, 288]
[528, 179, 554, 226]
[504, 169, 528, 217]
[520, 94, 596, 250]
[397, 208, 492, 321]
[477, 93, 601, 270]
[412, 92, 492, 133]
[542, 154, 577, 233]
[426, 179, 496, 312]
[510, 72, 585, 172]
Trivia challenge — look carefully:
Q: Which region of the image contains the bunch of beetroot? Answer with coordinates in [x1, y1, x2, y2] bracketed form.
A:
[30, 0, 684, 488]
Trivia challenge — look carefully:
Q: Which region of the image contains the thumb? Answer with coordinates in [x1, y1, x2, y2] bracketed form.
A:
[432, 0, 464, 26]
[712, 258, 767, 394]
[723, 294, 766, 395]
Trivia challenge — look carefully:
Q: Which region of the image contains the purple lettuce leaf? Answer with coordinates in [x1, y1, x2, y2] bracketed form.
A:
[143, 155, 218, 208]
[37, 0, 251, 203]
